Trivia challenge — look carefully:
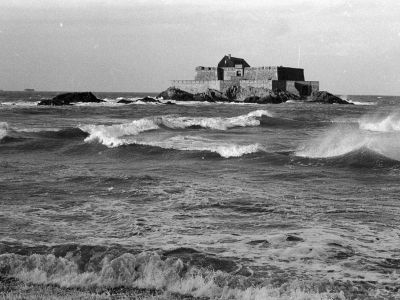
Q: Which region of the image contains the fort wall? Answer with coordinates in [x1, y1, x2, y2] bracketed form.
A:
[219, 80, 238, 93]
[194, 67, 217, 81]
[221, 67, 237, 80]
[239, 80, 273, 89]
[244, 67, 278, 81]
[171, 79, 319, 96]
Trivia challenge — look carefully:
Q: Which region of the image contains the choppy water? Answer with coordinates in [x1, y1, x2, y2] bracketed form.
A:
[0, 91, 399, 299]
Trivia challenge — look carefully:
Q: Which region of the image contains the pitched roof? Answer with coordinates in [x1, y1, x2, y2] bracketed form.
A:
[217, 55, 250, 68]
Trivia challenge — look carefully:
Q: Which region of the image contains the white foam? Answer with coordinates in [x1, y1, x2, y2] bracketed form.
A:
[348, 100, 377, 106]
[80, 119, 160, 147]
[82, 122, 263, 157]
[0, 122, 8, 140]
[160, 110, 271, 130]
[296, 124, 400, 160]
[127, 135, 261, 158]
[296, 127, 369, 158]
[338, 95, 376, 106]
[158, 136, 261, 158]
[80, 111, 271, 152]
[359, 113, 400, 132]
[0, 101, 39, 107]
[0, 251, 343, 300]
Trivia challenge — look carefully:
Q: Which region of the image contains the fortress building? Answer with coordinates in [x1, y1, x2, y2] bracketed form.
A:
[171, 54, 319, 97]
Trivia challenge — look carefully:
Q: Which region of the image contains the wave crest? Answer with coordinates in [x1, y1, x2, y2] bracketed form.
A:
[80, 110, 271, 147]
[296, 127, 369, 158]
[120, 136, 262, 158]
[359, 113, 400, 132]
[295, 125, 400, 166]
[79, 111, 270, 156]
[160, 110, 271, 130]
[80, 119, 160, 147]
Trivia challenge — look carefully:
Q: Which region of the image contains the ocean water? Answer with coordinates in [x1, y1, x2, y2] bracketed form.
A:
[0, 91, 399, 300]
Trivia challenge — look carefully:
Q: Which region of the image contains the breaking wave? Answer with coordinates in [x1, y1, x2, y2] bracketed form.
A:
[80, 110, 271, 144]
[295, 125, 400, 166]
[358, 113, 400, 132]
[0, 248, 342, 300]
[131, 136, 262, 158]
[80, 119, 160, 147]
[78, 111, 270, 157]
[85, 134, 262, 158]
[160, 110, 271, 130]
[296, 127, 369, 158]
[1, 110, 271, 147]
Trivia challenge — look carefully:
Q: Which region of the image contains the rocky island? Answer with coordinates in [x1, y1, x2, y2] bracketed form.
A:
[37, 55, 351, 105]
[159, 54, 351, 104]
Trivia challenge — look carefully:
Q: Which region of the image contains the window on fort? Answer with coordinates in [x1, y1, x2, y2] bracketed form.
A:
[236, 70, 242, 76]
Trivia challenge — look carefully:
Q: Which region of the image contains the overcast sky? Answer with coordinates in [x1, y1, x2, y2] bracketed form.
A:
[1, 0, 400, 94]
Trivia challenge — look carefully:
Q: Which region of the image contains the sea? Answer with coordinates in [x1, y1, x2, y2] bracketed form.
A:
[0, 91, 399, 300]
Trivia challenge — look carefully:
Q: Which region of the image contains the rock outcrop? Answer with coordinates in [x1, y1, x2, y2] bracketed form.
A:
[157, 87, 194, 101]
[38, 92, 103, 106]
[310, 91, 352, 104]
[157, 87, 351, 105]
[193, 89, 229, 102]
[158, 87, 230, 102]
[225, 86, 300, 103]
[117, 99, 134, 104]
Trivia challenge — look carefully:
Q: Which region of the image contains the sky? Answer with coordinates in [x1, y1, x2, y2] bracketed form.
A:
[1, 0, 400, 95]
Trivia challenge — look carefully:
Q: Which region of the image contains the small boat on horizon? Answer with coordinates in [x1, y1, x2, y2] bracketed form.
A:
[24, 88, 35, 92]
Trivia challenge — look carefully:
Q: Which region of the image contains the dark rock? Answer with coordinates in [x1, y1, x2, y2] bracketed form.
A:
[311, 91, 353, 104]
[38, 92, 102, 106]
[117, 99, 134, 104]
[165, 101, 176, 105]
[243, 94, 283, 104]
[193, 89, 229, 102]
[225, 85, 241, 100]
[243, 96, 261, 103]
[235, 86, 273, 102]
[157, 87, 194, 101]
[286, 235, 304, 242]
[231, 86, 300, 104]
[275, 89, 301, 102]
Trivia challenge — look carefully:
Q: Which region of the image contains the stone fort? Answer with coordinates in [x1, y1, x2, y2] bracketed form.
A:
[171, 54, 319, 97]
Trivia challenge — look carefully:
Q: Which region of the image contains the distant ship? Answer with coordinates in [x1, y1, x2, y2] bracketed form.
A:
[24, 89, 35, 92]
